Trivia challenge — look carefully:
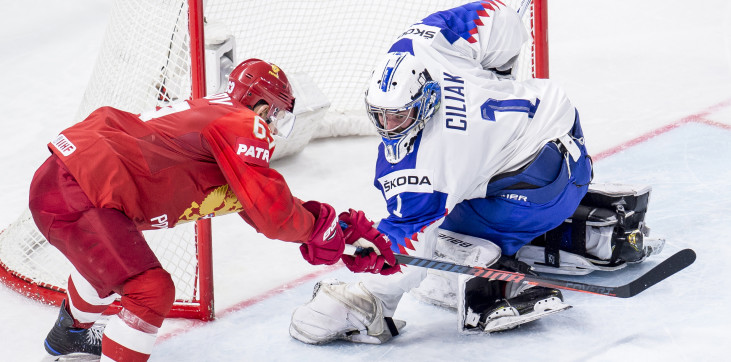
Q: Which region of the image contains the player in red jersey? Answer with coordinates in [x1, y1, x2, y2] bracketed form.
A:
[29, 58, 399, 361]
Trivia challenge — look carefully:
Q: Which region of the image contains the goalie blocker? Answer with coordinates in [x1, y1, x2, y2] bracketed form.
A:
[516, 183, 665, 275]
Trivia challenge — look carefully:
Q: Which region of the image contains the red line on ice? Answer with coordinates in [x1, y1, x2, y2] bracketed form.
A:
[593, 98, 731, 161]
[157, 263, 342, 341]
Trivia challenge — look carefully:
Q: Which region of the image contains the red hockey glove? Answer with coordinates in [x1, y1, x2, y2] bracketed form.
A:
[299, 201, 345, 266]
[338, 209, 401, 275]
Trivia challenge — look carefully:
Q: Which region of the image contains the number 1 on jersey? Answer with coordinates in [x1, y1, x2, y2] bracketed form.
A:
[480, 98, 540, 122]
[394, 194, 403, 217]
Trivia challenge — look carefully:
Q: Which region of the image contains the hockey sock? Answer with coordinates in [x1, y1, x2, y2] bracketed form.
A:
[66, 270, 118, 329]
[101, 267, 175, 361]
[102, 309, 159, 362]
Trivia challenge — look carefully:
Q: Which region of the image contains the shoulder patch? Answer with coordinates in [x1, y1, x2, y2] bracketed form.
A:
[51, 134, 76, 156]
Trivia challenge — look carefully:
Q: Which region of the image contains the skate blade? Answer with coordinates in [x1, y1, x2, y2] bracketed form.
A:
[626, 237, 666, 264]
[42, 353, 100, 362]
[483, 298, 571, 333]
[644, 237, 665, 257]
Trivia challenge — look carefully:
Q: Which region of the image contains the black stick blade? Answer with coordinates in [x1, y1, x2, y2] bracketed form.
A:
[620, 248, 697, 298]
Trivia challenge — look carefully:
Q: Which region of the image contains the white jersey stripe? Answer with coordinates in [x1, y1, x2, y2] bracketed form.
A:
[103, 314, 157, 355]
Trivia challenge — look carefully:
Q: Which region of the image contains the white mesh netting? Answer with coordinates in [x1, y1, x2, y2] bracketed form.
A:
[0, 209, 200, 303]
[0, 0, 540, 315]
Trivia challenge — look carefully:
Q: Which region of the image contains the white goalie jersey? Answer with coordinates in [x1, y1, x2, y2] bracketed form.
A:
[374, 72, 578, 251]
[391, 0, 530, 81]
[374, 75, 578, 251]
[365, 2, 581, 313]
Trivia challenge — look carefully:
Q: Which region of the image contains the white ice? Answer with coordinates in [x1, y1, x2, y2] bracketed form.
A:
[2, 0, 731, 361]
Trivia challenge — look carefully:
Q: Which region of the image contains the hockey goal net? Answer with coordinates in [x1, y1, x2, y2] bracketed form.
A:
[0, 0, 547, 321]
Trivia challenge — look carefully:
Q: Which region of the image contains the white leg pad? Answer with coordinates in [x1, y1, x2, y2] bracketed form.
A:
[516, 245, 628, 275]
[410, 229, 501, 309]
[290, 279, 404, 345]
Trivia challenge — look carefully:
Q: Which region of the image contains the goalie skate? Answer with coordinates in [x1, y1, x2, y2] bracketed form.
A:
[480, 287, 571, 333]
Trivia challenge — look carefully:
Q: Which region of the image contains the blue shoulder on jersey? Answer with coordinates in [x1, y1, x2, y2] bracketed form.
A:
[373, 133, 448, 253]
[420, 1, 499, 44]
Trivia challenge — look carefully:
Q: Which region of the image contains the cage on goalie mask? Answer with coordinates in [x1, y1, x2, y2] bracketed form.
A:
[365, 52, 441, 164]
[227, 58, 296, 138]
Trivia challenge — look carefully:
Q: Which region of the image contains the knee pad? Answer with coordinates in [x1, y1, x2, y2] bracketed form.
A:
[120, 267, 175, 328]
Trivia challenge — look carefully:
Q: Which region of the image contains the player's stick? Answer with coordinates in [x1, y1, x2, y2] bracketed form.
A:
[344, 245, 695, 298]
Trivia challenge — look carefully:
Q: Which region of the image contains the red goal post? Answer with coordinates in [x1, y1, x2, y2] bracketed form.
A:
[0, 0, 547, 321]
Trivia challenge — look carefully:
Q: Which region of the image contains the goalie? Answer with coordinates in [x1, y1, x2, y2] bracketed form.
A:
[290, 1, 661, 344]
[29, 59, 398, 361]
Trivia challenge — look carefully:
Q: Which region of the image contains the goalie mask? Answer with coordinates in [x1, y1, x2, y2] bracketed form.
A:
[227, 59, 297, 138]
[365, 52, 441, 164]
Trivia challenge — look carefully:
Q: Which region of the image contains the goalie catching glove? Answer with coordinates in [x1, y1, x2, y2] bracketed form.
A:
[338, 209, 401, 275]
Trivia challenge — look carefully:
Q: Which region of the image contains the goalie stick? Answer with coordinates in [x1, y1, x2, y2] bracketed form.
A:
[344, 245, 696, 298]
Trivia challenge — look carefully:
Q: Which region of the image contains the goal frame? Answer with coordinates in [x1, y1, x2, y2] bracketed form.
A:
[0, 0, 548, 322]
[533, 0, 549, 79]
[0, 0, 215, 322]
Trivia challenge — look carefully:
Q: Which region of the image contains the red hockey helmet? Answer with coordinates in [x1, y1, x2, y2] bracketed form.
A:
[227, 59, 296, 137]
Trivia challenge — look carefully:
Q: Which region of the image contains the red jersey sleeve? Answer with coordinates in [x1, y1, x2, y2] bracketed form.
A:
[202, 109, 315, 243]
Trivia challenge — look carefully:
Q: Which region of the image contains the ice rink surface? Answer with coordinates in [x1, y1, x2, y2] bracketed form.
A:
[2, 1, 731, 361]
